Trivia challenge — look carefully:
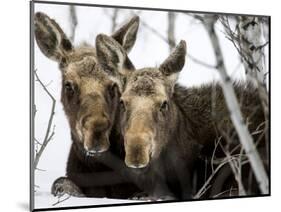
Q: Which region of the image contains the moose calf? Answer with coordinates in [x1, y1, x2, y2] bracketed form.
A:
[34, 12, 142, 198]
[96, 34, 268, 200]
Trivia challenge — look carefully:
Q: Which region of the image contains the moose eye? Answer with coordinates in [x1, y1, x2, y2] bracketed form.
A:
[64, 81, 74, 93]
[160, 100, 169, 111]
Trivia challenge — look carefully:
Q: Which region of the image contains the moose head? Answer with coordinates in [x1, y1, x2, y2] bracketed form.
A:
[34, 12, 139, 156]
[95, 34, 186, 168]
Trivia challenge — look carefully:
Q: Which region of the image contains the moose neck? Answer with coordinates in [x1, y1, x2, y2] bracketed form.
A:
[171, 84, 216, 147]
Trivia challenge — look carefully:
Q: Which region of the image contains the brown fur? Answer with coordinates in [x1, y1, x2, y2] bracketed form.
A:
[173, 82, 268, 197]
[35, 12, 141, 198]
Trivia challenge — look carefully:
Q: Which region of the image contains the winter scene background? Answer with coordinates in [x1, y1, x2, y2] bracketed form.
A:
[33, 2, 269, 210]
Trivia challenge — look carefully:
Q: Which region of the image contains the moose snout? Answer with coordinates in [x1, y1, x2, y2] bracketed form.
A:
[124, 134, 152, 169]
[84, 140, 109, 154]
[82, 117, 110, 154]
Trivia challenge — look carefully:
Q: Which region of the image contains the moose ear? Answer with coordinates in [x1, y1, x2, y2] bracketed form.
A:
[34, 12, 73, 62]
[111, 16, 140, 53]
[159, 40, 186, 84]
[96, 34, 127, 74]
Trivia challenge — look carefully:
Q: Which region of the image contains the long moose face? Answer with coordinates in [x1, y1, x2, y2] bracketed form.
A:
[122, 41, 186, 169]
[60, 55, 120, 155]
[120, 41, 186, 168]
[120, 69, 173, 168]
[34, 12, 139, 155]
[95, 34, 187, 168]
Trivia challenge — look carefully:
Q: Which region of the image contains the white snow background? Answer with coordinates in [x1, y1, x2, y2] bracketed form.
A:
[33, 2, 268, 209]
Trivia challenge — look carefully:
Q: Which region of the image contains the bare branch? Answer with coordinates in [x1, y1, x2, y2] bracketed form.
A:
[211, 137, 222, 173]
[219, 141, 246, 195]
[134, 14, 215, 69]
[212, 187, 238, 198]
[69, 5, 78, 43]
[140, 18, 168, 43]
[34, 70, 56, 169]
[220, 16, 269, 156]
[194, 157, 237, 199]
[184, 13, 205, 22]
[103, 8, 120, 33]
[34, 137, 42, 146]
[52, 195, 71, 206]
[167, 12, 176, 52]
[200, 15, 268, 194]
[111, 9, 119, 33]
[188, 54, 216, 69]
[35, 167, 46, 172]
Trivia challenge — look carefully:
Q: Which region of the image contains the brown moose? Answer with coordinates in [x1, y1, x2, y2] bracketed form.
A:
[95, 34, 268, 200]
[34, 12, 142, 198]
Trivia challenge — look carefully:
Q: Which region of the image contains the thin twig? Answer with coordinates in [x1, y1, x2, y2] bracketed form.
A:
[194, 157, 237, 199]
[184, 13, 205, 22]
[219, 141, 246, 195]
[211, 137, 222, 173]
[155, 20, 215, 68]
[212, 188, 238, 198]
[167, 12, 176, 52]
[188, 54, 216, 69]
[111, 9, 119, 33]
[34, 138, 42, 146]
[52, 195, 71, 206]
[131, 12, 215, 69]
[34, 70, 56, 169]
[69, 5, 78, 42]
[35, 167, 46, 172]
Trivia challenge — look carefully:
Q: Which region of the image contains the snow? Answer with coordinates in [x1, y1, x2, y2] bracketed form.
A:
[35, 192, 143, 209]
[33, 2, 268, 210]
